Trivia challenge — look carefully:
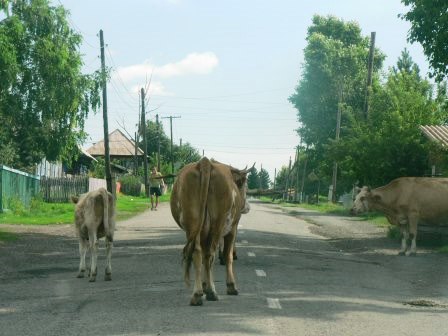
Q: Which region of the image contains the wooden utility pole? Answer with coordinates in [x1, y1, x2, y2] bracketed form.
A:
[294, 146, 301, 202]
[364, 32, 376, 119]
[162, 115, 181, 174]
[134, 131, 138, 175]
[156, 114, 161, 171]
[99, 29, 113, 194]
[284, 156, 292, 201]
[273, 168, 277, 190]
[141, 88, 149, 197]
[331, 86, 343, 203]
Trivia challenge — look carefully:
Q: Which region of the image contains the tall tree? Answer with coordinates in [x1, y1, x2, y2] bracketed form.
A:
[328, 50, 447, 187]
[289, 15, 384, 151]
[247, 167, 259, 190]
[401, 0, 448, 81]
[0, 0, 101, 171]
[258, 168, 271, 189]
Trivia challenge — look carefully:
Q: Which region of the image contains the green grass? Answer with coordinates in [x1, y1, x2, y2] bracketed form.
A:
[0, 193, 171, 225]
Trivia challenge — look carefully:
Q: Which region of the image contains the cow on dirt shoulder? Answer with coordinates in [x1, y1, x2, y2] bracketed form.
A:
[71, 188, 116, 282]
[351, 177, 448, 256]
[170, 157, 250, 306]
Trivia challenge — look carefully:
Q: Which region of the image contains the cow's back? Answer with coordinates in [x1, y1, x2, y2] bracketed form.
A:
[379, 177, 448, 225]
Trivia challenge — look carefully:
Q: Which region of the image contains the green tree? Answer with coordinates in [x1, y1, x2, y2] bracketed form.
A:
[258, 168, 271, 189]
[247, 167, 259, 189]
[274, 166, 289, 191]
[329, 50, 447, 187]
[0, 0, 101, 171]
[288, 15, 385, 192]
[401, 0, 448, 81]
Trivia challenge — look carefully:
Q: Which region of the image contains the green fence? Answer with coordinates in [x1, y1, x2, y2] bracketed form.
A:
[0, 165, 40, 212]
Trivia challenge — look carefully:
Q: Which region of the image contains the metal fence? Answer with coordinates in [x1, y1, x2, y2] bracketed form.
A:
[40, 176, 89, 203]
[0, 165, 40, 212]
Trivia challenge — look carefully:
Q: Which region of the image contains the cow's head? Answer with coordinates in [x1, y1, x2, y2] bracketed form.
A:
[350, 186, 372, 215]
[230, 163, 255, 214]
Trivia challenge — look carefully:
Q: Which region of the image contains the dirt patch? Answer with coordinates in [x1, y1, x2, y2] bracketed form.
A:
[403, 300, 448, 309]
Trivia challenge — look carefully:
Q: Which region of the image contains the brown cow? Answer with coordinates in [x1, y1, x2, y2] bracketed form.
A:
[72, 188, 116, 282]
[170, 157, 250, 306]
[351, 177, 448, 256]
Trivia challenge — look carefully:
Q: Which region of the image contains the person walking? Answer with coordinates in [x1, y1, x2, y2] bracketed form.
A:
[149, 167, 165, 210]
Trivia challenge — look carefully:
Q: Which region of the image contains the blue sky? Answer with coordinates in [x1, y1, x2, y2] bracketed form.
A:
[56, 0, 428, 180]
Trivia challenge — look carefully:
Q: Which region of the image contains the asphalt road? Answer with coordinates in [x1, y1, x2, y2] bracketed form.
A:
[1, 200, 448, 336]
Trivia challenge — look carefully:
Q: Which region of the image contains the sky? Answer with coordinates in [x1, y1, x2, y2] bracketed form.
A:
[55, 0, 429, 181]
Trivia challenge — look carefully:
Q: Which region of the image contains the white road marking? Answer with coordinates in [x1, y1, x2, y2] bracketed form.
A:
[248, 252, 256, 257]
[255, 269, 266, 277]
[267, 298, 282, 309]
[241, 240, 248, 244]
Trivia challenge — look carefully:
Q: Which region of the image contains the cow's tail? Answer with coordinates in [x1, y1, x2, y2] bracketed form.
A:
[183, 157, 211, 287]
[100, 188, 112, 242]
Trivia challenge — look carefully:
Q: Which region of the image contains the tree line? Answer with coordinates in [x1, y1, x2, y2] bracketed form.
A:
[279, 5, 448, 200]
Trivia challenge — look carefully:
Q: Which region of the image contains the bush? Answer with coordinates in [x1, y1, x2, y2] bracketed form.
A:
[119, 175, 143, 196]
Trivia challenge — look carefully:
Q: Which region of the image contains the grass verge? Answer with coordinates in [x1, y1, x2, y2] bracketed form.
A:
[0, 193, 170, 225]
[0, 230, 18, 242]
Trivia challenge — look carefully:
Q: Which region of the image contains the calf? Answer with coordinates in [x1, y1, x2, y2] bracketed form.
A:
[72, 188, 115, 281]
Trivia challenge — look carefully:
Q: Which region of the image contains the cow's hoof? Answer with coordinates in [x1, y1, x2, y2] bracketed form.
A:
[227, 283, 239, 295]
[104, 273, 112, 281]
[89, 277, 96, 282]
[205, 290, 219, 301]
[77, 270, 85, 278]
[398, 251, 406, 256]
[190, 293, 203, 306]
[219, 258, 225, 265]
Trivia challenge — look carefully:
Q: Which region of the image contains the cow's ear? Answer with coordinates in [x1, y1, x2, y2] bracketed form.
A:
[232, 172, 247, 188]
[71, 195, 79, 204]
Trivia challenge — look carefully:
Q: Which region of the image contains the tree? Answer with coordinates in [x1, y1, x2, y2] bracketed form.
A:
[289, 16, 385, 194]
[258, 168, 271, 189]
[247, 167, 259, 189]
[289, 15, 384, 151]
[401, 0, 448, 81]
[328, 50, 447, 187]
[0, 0, 101, 171]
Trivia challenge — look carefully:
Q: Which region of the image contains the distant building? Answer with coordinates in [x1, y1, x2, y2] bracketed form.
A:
[86, 129, 145, 173]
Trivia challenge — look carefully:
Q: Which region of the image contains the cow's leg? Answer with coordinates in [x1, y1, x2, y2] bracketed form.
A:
[407, 215, 418, 256]
[398, 225, 408, 256]
[190, 238, 204, 306]
[223, 231, 238, 295]
[88, 230, 99, 282]
[218, 237, 225, 265]
[203, 250, 218, 301]
[77, 238, 88, 278]
[104, 236, 113, 281]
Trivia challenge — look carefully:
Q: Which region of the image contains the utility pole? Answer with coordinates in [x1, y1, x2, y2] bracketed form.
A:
[134, 131, 138, 175]
[284, 156, 292, 201]
[162, 115, 181, 174]
[331, 86, 343, 203]
[364, 32, 376, 119]
[141, 88, 149, 197]
[294, 145, 301, 202]
[273, 168, 277, 190]
[99, 29, 113, 194]
[156, 114, 161, 171]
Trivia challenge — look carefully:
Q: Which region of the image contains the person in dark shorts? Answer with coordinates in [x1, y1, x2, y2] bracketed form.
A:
[149, 167, 164, 210]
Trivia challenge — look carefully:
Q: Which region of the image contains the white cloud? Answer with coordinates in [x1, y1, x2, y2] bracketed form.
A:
[114, 52, 219, 83]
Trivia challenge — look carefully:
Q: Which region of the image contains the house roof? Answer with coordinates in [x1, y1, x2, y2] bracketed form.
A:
[420, 125, 448, 147]
[86, 129, 145, 157]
